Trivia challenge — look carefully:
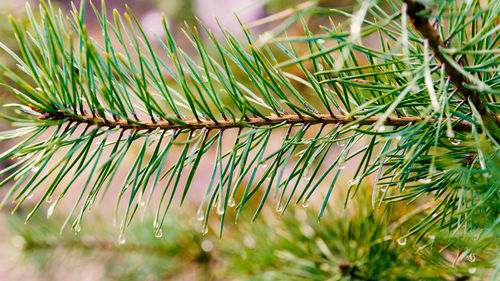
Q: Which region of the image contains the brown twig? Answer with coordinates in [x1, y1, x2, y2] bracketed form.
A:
[31, 105, 475, 132]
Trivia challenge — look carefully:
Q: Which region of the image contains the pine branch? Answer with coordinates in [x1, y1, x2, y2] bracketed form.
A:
[0, 0, 497, 237]
[32, 105, 476, 131]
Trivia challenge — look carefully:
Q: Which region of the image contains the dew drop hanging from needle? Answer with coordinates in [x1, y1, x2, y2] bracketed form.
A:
[201, 225, 209, 235]
[338, 157, 346, 170]
[216, 202, 225, 215]
[118, 233, 126, 244]
[47, 202, 56, 218]
[228, 196, 236, 207]
[397, 237, 407, 246]
[196, 208, 205, 221]
[276, 203, 284, 212]
[302, 200, 310, 208]
[349, 176, 361, 186]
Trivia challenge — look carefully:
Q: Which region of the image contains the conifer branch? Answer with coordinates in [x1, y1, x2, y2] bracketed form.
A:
[32, 105, 476, 132]
[0, 0, 497, 238]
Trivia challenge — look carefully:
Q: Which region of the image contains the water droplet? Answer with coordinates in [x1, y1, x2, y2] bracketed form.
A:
[216, 204, 225, 215]
[27, 194, 33, 199]
[468, 267, 476, 274]
[155, 229, 163, 238]
[419, 178, 431, 184]
[317, 39, 325, 44]
[377, 126, 386, 132]
[46, 196, 52, 203]
[47, 202, 56, 218]
[349, 177, 361, 186]
[467, 253, 476, 263]
[302, 200, 310, 208]
[75, 225, 81, 233]
[196, 208, 205, 221]
[259, 163, 268, 169]
[266, 177, 271, 182]
[337, 155, 346, 169]
[397, 237, 407, 246]
[201, 239, 214, 251]
[428, 234, 435, 240]
[228, 197, 236, 207]
[140, 201, 145, 207]
[201, 225, 209, 235]
[450, 138, 461, 145]
[318, 64, 324, 71]
[118, 233, 126, 244]
[276, 203, 284, 212]
[379, 186, 388, 192]
[338, 141, 346, 147]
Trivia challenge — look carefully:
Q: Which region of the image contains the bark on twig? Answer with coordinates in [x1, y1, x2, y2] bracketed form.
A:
[31, 105, 475, 132]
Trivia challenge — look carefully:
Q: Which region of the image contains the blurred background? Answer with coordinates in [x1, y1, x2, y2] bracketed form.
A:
[0, 0, 495, 280]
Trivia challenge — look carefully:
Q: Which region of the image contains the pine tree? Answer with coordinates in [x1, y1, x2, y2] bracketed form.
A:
[0, 0, 498, 277]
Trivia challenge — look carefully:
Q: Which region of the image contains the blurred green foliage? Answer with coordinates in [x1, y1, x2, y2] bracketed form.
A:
[0, 1, 30, 102]
[4, 189, 495, 280]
